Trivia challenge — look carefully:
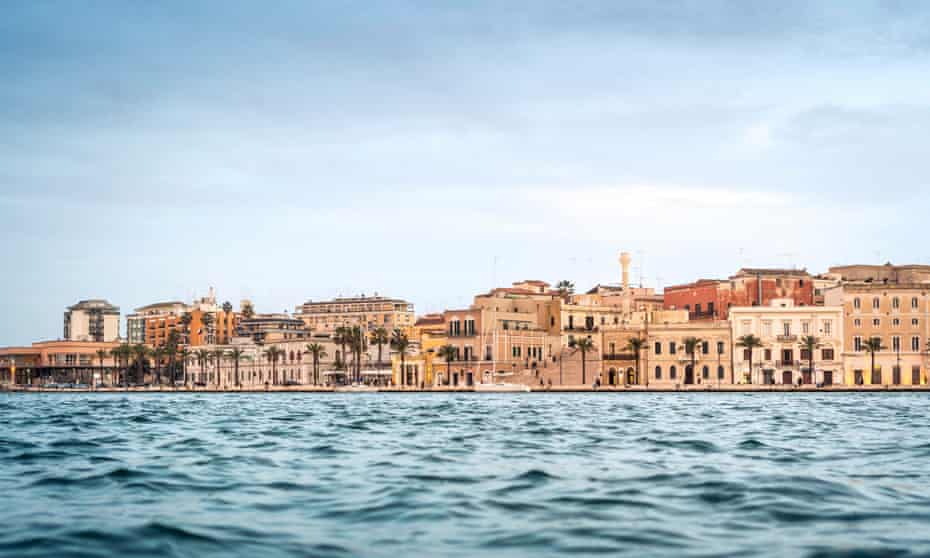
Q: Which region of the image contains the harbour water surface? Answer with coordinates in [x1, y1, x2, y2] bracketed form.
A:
[2, 393, 929, 557]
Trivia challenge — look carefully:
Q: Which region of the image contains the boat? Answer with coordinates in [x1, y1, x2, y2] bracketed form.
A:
[334, 384, 380, 393]
[474, 383, 531, 393]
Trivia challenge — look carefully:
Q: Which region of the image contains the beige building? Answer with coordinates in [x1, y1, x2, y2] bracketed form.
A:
[824, 283, 929, 386]
[600, 315, 731, 387]
[64, 300, 120, 342]
[295, 295, 415, 334]
[730, 299, 844, 385]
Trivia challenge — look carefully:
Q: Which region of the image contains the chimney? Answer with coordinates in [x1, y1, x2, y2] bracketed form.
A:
[620, 252, 632, 290]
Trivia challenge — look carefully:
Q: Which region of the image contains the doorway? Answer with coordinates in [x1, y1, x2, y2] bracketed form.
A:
[684, 366, 694, 385]
[823, 371, 833, 385]
[782, 370, 793, 384]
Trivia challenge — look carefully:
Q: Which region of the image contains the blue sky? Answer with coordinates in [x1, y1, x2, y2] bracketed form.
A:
[2, 1, 930, 345]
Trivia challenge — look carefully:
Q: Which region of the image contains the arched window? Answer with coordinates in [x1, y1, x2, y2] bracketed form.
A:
[655, 366, 662, 380]
[717, 365, 725, 379]
[670, 366, 677, 379]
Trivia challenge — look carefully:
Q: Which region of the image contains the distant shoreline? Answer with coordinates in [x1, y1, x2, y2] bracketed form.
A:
[3, 385, 929, 394]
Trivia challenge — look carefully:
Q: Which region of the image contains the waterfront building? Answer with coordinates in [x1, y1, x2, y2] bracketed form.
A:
[0, 340, 120, 386]
[598, 312, 731, 387]
[126, 288, 239, 348]
[63, 300, 120, 342]
[824, 279, 929, 386]
[664, 268, 814, 320]
[295, 294, 415, 334]
[730, 299, 844, 385]
[237, 314, 310, 344]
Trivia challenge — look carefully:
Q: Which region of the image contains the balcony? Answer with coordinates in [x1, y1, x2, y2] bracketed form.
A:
[564, 326, 599, 333]
[776, 335, 797, 342]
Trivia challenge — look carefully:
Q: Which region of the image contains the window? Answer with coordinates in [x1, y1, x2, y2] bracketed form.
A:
[708, 302, 715, 316]
[669, 342, 677, 355]
[695, 303, 702, 314]
[783, 322, 791, 337]
[800, 349, 811, 361]
[892, 297, 900, 310]
[853, 297, 861, 310]
[854, 336, 863, 351]
[655, 366, 662, 380]
[802, 321, 810, 335]
[609, 342, 616, 355]
[717, 365, 725, 379]
[743, 349, 751, 361]
[873, 297, 880, 310]
[871, 367, 882, 385]
[913, 319, 920, 327]
[854, 319, 861, 328]
[912, 297, 919, 310]
[717, 341, 725, 354]
[893, 318, 900, 327]
[822, 348, 834, 361]
[670, 366, 677, 379]
[764, 348, 772, 361]
[873, 318, 881, 327]
[702, 341, 709, 354]
[782, 349, 793, 363]
[912, 337, 921, 352]
[824, 320, 832, 335]
[763, 321, 772, 337]
[654, 342, 662, 355]
[913, 365, 921, 385]
[702, 366, 709, 379]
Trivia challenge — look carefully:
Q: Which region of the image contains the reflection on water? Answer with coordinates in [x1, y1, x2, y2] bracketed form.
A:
[1, 393, 928, 557]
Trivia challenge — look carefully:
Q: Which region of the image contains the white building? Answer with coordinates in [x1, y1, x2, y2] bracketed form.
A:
[63, 300, 120, 342]
[730, 299, 844, 386]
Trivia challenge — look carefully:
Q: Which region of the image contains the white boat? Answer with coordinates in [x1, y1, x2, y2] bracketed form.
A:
[474, 383, 531, 393]
[334, 384, 380, 393]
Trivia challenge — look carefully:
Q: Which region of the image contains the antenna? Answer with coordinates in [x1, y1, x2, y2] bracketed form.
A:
[637, 249, 645, 288]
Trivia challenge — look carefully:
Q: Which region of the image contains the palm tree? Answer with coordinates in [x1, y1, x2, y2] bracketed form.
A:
[683, 337, 703, 384]
[95, 349, 108, 388]
[212, 348, 226, 387]
[555, 280, 575, 300]
[241, 301, 255, 319]
[263, 346, 282, 385]
[390, 329, 411, 387]
[178, 348, 191, 388]
[222, 301, 233, 314]
[152, 347, 165, 386]
[625, 337, 645, 386]
[736, 335, 764, 384]
[799, 335, 820, 385]
[862, 337, 887, 385]
[227, 348, 248, 388]
[333, 326, 349, 373]
[437, 344, 457, 387]
[370, 327, 389, 369]
[574, 337, 595, 385]
[195, 349, 211, 386]
[304, 343, 327, 385]
[131, 344, 148, 386]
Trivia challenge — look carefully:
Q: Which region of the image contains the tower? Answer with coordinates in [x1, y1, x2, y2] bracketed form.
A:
[620, 252, 632, 290]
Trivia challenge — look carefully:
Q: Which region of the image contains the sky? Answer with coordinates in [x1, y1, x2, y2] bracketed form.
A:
[2, 1, 930, 345]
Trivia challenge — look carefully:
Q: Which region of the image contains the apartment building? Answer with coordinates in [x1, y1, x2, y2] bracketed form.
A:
[63, 299, 120, 342]
[730, 299, 844, 385]
[665, 268, 814, 320]
[295, 295, 415, 333]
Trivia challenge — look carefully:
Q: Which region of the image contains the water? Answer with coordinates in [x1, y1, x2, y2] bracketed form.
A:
[2, 393, 929, 558]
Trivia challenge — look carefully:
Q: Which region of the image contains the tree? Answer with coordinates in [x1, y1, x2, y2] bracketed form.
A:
[437, 344, 457, 387]
[195, 349, 211, 386]
[152, 347, 165, 386]
[625, 337, 645, 386]
[351, 326, 367, 383]
[333, 326, 349, 373]
[165, 332, 180, 385]
[212, 348, 226, 387]
[862, 337, 887, 385]
[304, 343, 327, 385]
[227, 348, 248, 388]
[263, 346, 282, 385]
[736, 335, 764, 384]
[241, 301, 255, 320]
[131, 344, 149, 386]
[390, 329, 411, 387]
[683, 337, 703, 384]
[222, 301, 233, 314]
[574, 337, 595, 385]
[799, 336, 820, 385]
[556, 280, 575, 299]
[370, 327, 389, 368]
[95, 349, 108, 388]
[178, 348, 191, 388]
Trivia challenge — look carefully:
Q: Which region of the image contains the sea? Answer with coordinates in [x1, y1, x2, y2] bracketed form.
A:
[1, 392, 929, 557]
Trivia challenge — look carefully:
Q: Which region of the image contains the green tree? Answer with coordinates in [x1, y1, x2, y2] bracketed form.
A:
[95, 349, 108, 388]
[574, 337, 595, 385]
[178, 347, 191, 387]
[861, 337, 887, 384]
[683, 337, 703, 384]
[263, 346, 282, 385]
[799, 335, 820, 385]
[227, 348, 248, 387]
[212, 348, 226, 387]
[195, 349, 211, 386]
[625, 337, 645, 386]
[131, 344, 149, 386]
[304, 343, 328, 385]
[555, 280, 575, 299]
[736, 335, 764, 384]
[437, 344, 457, 387]
[370, 327, 389, 368]
[390, 329, 411, 387]
[333, 326, 349, 372]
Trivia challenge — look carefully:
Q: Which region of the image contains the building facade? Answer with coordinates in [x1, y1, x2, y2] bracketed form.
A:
[730, 299, 844, 385]
[64, 300, 120, 342]
[295, 295, 415, 333]
[664, 268, 815, 320]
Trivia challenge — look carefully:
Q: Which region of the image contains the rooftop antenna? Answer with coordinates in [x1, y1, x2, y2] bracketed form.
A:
[637, 249, 645, 288]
